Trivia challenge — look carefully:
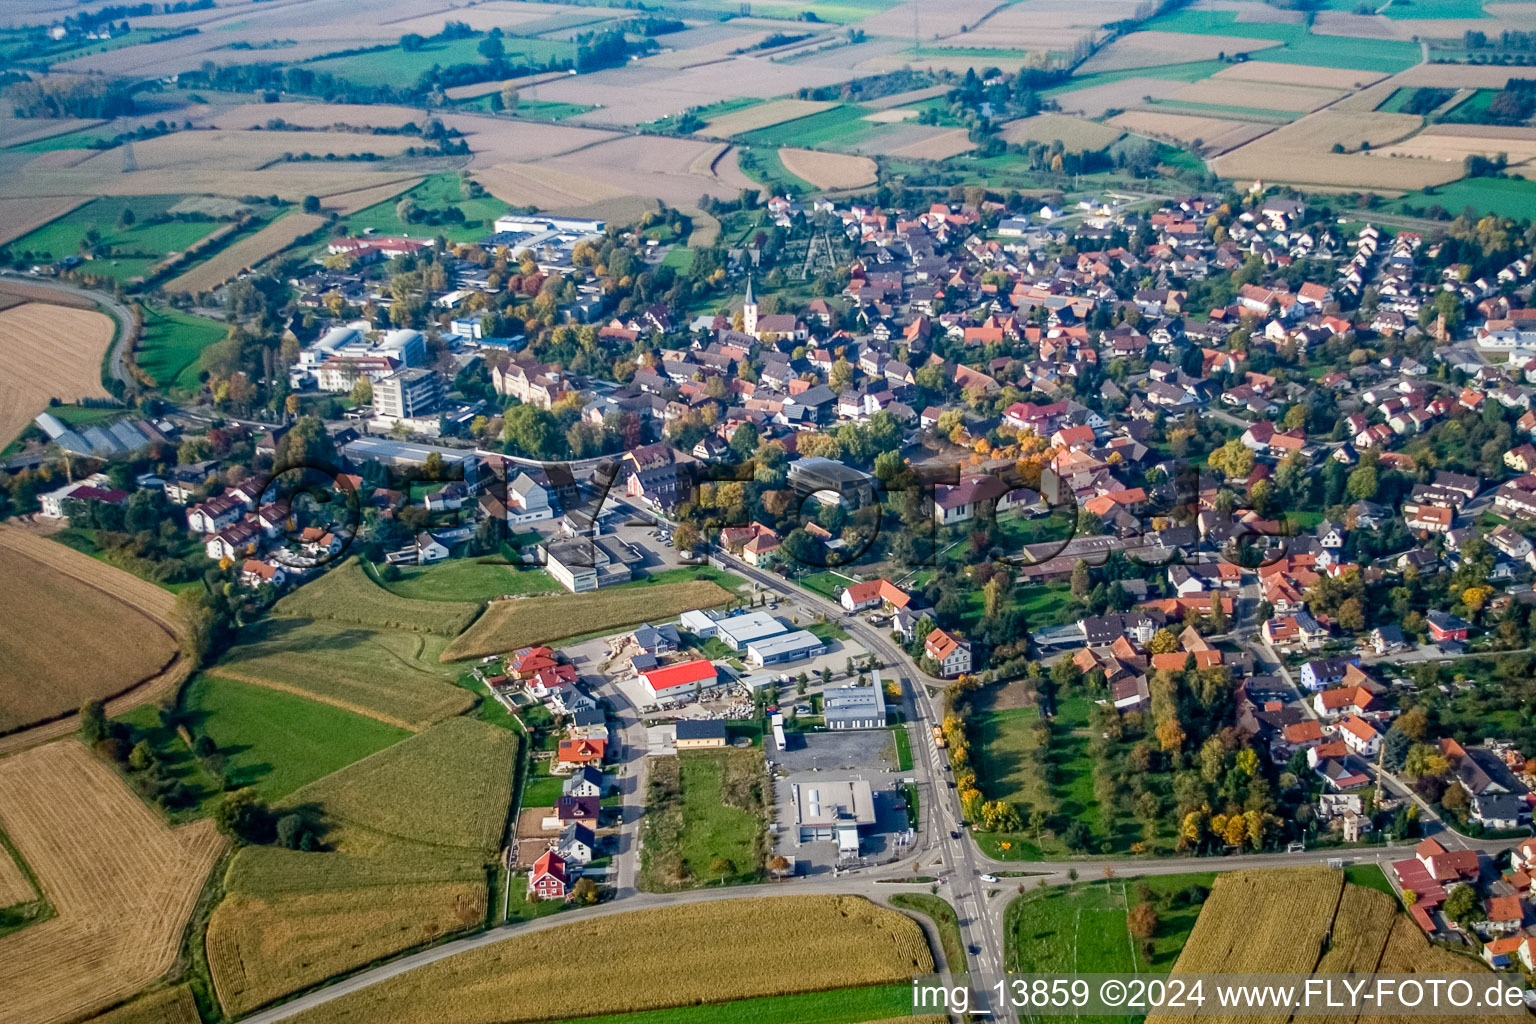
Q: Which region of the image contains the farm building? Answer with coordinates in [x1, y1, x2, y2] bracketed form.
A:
[640, 659, 720, 702]
[823, 686, 886, 730]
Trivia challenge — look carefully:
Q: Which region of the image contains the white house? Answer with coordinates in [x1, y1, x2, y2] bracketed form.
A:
[507, 472, 555, 523]
[1338, 714, 1382, 757]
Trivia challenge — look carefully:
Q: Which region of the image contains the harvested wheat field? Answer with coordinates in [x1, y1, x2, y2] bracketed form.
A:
[0, 543, 177, 734]
[543, 135, 759, 206]
[0, 302, 114, 450]
[1110, 110, 1269, 154]
[1171, 78, 1346, 113]
[0, 160, 427, 204]
[856, 51, 1036, 75]
[1388, 64, 1526, 90]
[321, 178, 422, 216]
[165, 212, 326, 294]
[0, 839, 33, 908]
[1212, 61, 1385, 90]
[1001, 113, 1125, 152]
[287, 895, 932, 1024]
[1260, 110, 1423, 153]
[700, 99, 835, 138]
[443, 579, 734, 661]
[1377, 124, 1536, 164]
[0, 741, 226, 1024]
[1214, 142, 1464, 190]
[70, 130, 421, 175]
[1151, 868, 1503, 1024]
[1077, 30, 1279, 73]
[81, 986, 201, 1024]
[0, 196, 90, 247]
[437, 114, 618, 167]
[475, 161, 630, 209]
[779, 148, 877, 189]
[1055, 77, 1189, 118]
[0, 280, 97, 309]
[882, 128, 977, 161]
[210, 102, 430, 131]
[863, 108, 920, 123]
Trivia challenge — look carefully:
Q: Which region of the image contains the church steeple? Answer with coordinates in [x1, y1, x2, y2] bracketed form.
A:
[742, 273, 759, 338]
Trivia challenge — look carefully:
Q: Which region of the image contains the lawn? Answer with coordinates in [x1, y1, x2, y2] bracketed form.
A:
[342, 171, 511, 243]
[1381, 0, 1487, 17]
[303, 34, 571, 89]
[1390, 175, 1536, 221]
[797, 570, 853, 601]
[1139, 11, 1422, 72]
[1004, 873, 1217, 989]
[891, 724, 913, 772]
[460, 96, 593, 121]
[113, 701, 228, 820]
[9, 195, 223, 281]
[276, 558, 483, 636]
[134, 305, 227, 391]
[639, 748, 767, 890]
[381, 557, 559, 601]
[521, 759, 569, 808]
[660, 246, 695, 271]
[972, 697, 1144, 858]
[183, 675, 410, 802]
[540, 985, 919, 1024]
[1344, 863, 1399, 901]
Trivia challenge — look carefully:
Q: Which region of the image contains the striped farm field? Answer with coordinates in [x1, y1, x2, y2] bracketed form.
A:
[1210, 61, 1386, 90]
[213, 616, 473, 730]
[273, 557, 483, 636]
[0, 302, 115, 451]
[1170, 78, 1345, 113]
[1150, 868, 1505, 1024]
[0, 534, 177, 735]
[777, 148, 877, 189]
[0, 742, 225, 1024]
[284, 896, 933, 1024]
[442, 578, 734, 661]
[701, 99, 837, 138]
[206, 719, 518, 1016]
[164, 211, 325, 294]
[80, 987, 201, 1024]
[1108, 110, 1268, 154]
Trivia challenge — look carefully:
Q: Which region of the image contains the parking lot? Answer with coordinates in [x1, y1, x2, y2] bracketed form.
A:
[767, 728, 912, 876]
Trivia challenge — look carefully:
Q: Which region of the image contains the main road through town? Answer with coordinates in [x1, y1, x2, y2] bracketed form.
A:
[225, 495, 1534, 1023]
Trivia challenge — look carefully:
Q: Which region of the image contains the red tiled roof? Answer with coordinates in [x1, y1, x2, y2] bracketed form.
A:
[642, 659, 716, 692]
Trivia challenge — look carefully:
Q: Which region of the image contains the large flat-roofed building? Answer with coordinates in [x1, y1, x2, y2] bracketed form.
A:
[792, 779, 876, 847]
[714, 610, 789, 651]
[745, 629, 826, 667]
[823, 686, 886, 729]
[342, 437, 482, 488]
[541, 536, 634, 593]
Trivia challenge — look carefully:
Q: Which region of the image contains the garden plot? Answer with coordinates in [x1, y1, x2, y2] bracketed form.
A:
[1077, 31, 1280, 73]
